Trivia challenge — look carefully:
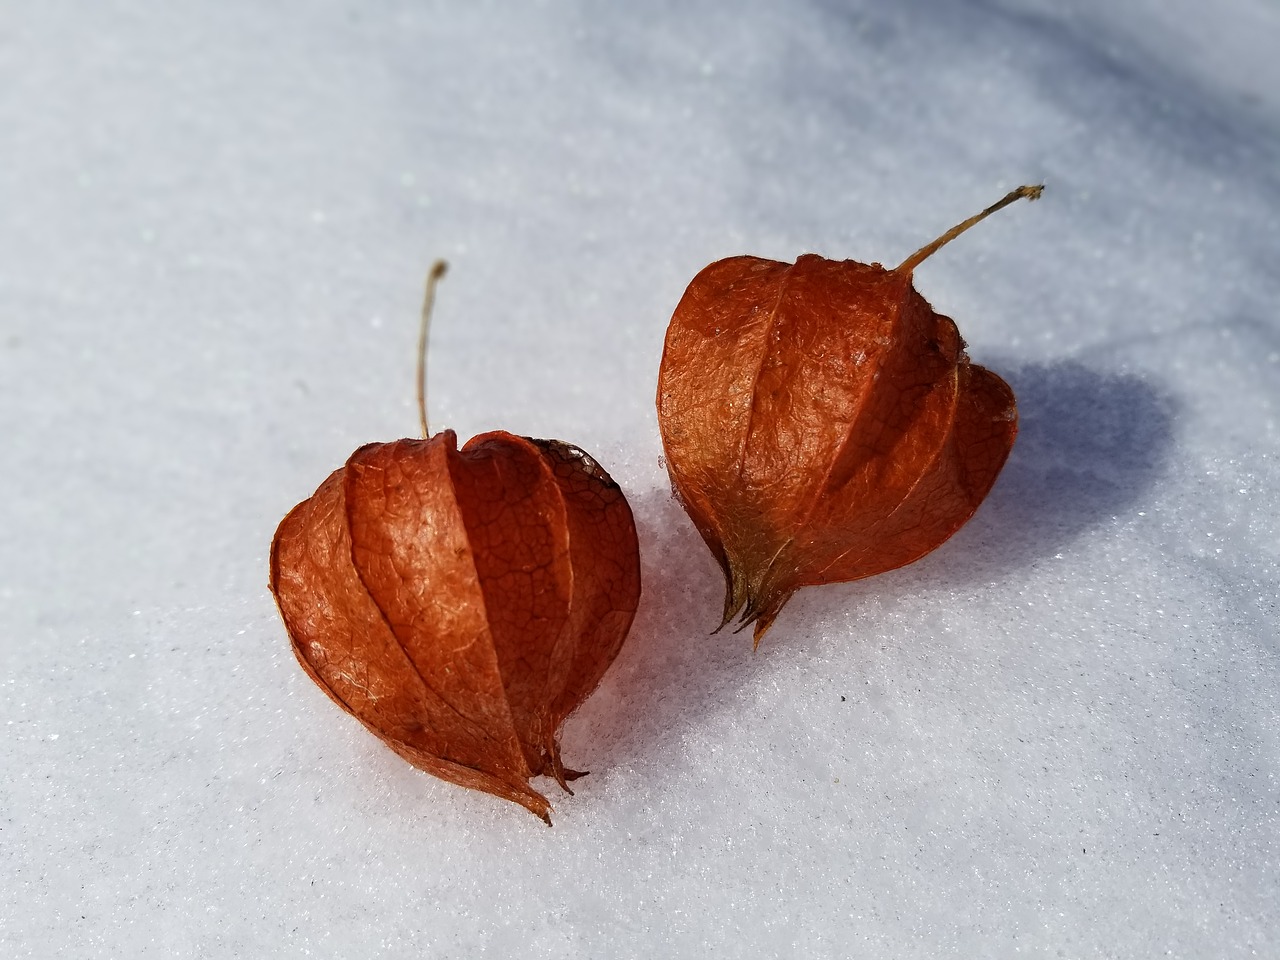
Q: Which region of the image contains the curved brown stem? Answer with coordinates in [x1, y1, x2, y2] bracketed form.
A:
[417, 260, 449, 438]
[896, 185, 1043, 275]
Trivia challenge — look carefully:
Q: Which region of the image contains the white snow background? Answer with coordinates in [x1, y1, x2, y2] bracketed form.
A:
[3, 0, 1278, 956]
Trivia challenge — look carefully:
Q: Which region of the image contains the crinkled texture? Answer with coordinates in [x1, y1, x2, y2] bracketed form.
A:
[269, 430, 641, 823]
[657, 254, 1017, 644]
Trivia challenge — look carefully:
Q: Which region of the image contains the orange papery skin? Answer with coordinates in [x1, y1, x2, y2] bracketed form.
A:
[270, 430, 641, 823]
[656, 254, 1017, 644]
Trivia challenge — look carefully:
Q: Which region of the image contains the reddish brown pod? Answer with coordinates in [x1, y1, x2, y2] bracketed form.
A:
[657, 186, 1040, 645]
[270, 264, 641, 823]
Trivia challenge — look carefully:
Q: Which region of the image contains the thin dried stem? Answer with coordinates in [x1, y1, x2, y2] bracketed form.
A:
[417, 260, 449, 438]
[896, 184, 1043, 275]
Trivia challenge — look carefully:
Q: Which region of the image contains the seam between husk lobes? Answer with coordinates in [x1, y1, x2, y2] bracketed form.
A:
[344, 436, 529, 775]
[450, 430, 574, 784]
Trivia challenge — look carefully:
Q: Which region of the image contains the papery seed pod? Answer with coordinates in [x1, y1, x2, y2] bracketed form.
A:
[270, 264, 641, 823]
[657, 187, 1039, 645]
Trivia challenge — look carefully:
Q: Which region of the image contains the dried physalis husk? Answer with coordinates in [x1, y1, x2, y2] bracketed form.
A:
[270, 265, 641, 823]
[657, 186, 1040, 644]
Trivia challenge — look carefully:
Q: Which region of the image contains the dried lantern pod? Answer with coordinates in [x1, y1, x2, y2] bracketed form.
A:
[657, 186, 1040, 644]
[270, 263, 641, 823]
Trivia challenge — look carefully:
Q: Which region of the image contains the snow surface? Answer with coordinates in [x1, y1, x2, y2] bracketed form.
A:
[3, 1, 1279, 957]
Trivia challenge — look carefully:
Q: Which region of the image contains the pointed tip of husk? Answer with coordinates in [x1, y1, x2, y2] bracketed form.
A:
[517, 790, 554, 824]
[713, 560, 748, 633]
[725, 584, 793, 650]
[714, 599, 743, 635]
[750, 609, 782, 650]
